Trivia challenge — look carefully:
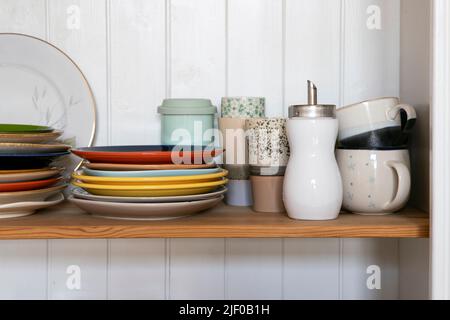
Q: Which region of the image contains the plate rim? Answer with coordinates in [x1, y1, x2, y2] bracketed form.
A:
[83, 162, 217, 170]
[72, 186, 227, 202]
[73, 169, 228, 183]
[0, 124, 54, 133]
[0, 151, 71, 157]
[0, 184, 67, 197]
[82, 167, 221, 177]
[68, 194, 224, 208]
[0, 193, 64, 209]
[72, 178, 228, 190]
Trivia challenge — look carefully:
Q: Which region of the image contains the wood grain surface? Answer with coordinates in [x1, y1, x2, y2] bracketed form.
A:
[0, 202, 429, 239]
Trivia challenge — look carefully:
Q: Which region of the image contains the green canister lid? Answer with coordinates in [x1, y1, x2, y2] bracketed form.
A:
[158, 99, 217, 115]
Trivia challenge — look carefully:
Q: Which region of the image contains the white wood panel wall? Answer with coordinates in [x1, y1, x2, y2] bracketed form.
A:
[0, 0, 426, 300]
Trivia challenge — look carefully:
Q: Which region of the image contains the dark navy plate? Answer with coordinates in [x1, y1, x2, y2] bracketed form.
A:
[0, 151, 70, 169]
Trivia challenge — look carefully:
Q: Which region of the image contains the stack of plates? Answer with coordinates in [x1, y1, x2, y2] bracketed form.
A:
[69, 146, 228, 220]
[0, 124, 70, 218]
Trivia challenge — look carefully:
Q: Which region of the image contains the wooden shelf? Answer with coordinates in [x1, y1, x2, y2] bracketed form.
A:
[0, 202, 429, 239]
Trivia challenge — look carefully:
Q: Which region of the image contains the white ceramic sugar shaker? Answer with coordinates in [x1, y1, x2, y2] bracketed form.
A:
[283, 81, 343, 220]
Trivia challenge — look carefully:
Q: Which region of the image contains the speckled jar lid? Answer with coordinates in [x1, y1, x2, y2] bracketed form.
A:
[158, 99, 217, 115]
[221, 97, 265, 118]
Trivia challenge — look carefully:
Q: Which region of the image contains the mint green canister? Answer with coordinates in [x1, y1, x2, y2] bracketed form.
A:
[158, 99, 217, 146]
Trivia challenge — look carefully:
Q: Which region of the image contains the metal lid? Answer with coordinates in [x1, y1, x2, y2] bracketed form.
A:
[288, 81, 336, 119]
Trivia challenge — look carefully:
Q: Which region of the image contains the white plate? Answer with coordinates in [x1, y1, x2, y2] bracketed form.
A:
[69, 195, 223, 221]
[72, 186, 227, 203]
[0, 33, 96, 172]
[0, 193, 64, 219]
[0, 167, 64, 183]
[0, 184, 67, 205]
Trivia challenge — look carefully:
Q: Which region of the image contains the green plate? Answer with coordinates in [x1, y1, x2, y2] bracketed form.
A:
[0, 124, 54, 134]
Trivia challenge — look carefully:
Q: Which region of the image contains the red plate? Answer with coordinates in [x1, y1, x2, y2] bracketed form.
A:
[71, 146, 222, 164]
[0, 176, 62, 192]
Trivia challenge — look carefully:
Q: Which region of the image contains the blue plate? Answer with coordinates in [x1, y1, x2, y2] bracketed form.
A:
[0, 151, 70, 169]
[82, 167, 221, 178]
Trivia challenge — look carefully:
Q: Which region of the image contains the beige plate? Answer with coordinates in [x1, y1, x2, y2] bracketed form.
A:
[0, 142, 71, 154]
[0, 167, 64, 183]
[84, 162, 217, 171]
[0, 131, 63, 144]
[0, 184, 67, 205]
[69, 195, 224, 221]
[0, 193, 64, 219]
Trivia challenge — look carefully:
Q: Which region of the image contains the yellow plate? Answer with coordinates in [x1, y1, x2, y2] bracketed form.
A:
[72, 179, 228, 197]
[72, 169, 228, 186]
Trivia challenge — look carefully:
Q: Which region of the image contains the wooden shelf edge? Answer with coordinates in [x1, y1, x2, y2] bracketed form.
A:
[0, 202, 430, 239]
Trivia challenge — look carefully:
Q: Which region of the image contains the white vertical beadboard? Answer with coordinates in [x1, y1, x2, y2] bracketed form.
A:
[343, 0, 400, 105]
[342, 239, 399, 300]
[0, 0, 48, 301]
[170, 0, 226, 108]
[0, 0, 46, 37]
[226, 239, 282, 300]
[168, 0, 226, 300]
[48, 240, 107, 299]
[285, 0, 341, 113]
[108, 239, 166, 300]
[227, 0, 283, 116]
[47, 0, 108, 145]
[45, 0, 110, 301]
[0, 241, 47, 299]
[283, 0, 342, 300]
[169, 239, 225, 299]
[284, 239, 340, 300]
[399, 239, 429, 300]
[109, 0, 166, 145]
[341, 0, 401, 301]
[225, 0, 284, 301]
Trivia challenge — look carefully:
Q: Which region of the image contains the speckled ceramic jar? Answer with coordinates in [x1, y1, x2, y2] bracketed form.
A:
[246, 118, 290, 176]
[221, 97, 265, 119]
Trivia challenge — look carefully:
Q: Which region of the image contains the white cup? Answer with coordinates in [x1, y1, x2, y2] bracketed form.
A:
[337, 97, 416, 149]
[336, 149, 411, 215]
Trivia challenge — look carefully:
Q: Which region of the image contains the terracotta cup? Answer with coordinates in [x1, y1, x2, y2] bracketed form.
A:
[250, 175, 285, 213]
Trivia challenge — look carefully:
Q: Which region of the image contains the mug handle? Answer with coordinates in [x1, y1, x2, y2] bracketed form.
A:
[383, 160, 411, 212]
[387, 103, 417, 133]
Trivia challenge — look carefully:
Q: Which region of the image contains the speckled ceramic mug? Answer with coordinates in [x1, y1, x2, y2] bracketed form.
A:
[246, 118, 290, 176]
[336, 149, 411, 215]
[221, 97, 265, 119]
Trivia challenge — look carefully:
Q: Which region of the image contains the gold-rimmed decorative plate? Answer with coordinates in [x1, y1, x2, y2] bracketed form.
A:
[0, 33, 96, 172]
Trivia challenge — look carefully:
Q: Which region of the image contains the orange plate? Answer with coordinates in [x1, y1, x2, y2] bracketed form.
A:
[0, 176, 62, 192]
[72, 146, 222, 164]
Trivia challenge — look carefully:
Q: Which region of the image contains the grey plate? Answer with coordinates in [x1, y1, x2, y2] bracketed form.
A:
[72, 186, 228, 203]
[69, 195, 223, 221]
